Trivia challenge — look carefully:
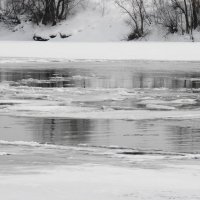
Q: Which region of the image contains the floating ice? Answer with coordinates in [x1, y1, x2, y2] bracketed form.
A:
[0, 152, 10, 156]
[171, 99, 197, 105]
[146, 104, 176, 110]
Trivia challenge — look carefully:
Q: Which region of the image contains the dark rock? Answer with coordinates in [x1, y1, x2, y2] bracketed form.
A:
[49, 34, 57, 38]
[59, 33, 72, 39]
[33, 34, 49, 41]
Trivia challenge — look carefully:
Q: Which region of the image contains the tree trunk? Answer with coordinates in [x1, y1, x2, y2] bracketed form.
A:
[191, 0, 198, 29]
[183, 0, 190, 33]
[59, 0, 65, 20]
[42, 0, 56, 26]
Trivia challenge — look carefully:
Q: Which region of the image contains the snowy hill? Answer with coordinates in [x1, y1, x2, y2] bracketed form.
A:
[0, 0, 200, 42]
[0, 0, 130, 41]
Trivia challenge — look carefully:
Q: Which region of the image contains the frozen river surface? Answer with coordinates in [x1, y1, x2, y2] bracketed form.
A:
[1, 60, 200, 200]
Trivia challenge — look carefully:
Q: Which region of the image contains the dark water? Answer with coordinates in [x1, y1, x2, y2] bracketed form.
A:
[1, 116, 200, 154]
[1, 60, 200, 89]
[1, 61, 200, 89]
[1, 61, 200, 154]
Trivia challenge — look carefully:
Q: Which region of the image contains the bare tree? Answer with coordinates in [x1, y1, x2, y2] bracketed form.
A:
[2, 0, 200, 39]
[152, 0, 200, 39]
[115, 0, 150, 40]
[190, 0, 200, 29]
[2, 0, 82, 26]
[153, 0, 179, 33]
[171, 0, 190, 33]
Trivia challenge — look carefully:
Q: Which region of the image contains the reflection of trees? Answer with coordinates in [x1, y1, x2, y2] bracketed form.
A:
[166, 125, 191, 153]
[166, 122, 200, 153]
[2, 65, 200, 89]
[0, 68, 75, 88]
[0, 68, 56, 82]
[131, 73, 199, 89]
[30, 118, 93, 146]
[66, 119, 92, 145]
[139, 75, 144, 88]
[26, 118, 114, 147]
[134, 120, 200, 153]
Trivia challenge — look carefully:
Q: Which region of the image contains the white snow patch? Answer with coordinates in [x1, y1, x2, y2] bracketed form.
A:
[139, 98, 197, 108]
[145, 104, 176, 110]
[0, 152, 9, 156]
[0, 164, 200, 200]
[3, 108, 200, 120]
[171, 99, 197, 105]
[1, 42, 200, 61]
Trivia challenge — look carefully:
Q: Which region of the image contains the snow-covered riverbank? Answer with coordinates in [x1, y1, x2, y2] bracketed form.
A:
[1, 136, 200, 200]
[0, 163, 200, 200]
[1, 42, 200, 62]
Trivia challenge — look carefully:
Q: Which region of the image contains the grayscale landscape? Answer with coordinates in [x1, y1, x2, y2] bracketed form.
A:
[1, 0, 200, 199]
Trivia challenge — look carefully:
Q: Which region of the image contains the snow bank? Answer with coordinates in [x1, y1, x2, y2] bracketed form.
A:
[1, 42, 200, 61]
[0, 164, 200, 200]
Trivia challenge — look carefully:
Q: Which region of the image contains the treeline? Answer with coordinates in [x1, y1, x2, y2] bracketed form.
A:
[0, 0, 81, 25]
[116, 0, 200, 40]
[1, 0, 200, 40]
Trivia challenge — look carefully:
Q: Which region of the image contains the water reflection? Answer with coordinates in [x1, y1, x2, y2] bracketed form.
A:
[39, 119, 94, 145]
[1, 62, 200, 89]
[1, 116, 200, 154]
[1, 61, 200, 154]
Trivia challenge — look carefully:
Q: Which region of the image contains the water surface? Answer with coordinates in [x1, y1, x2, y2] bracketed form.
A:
[1, 60, 200, 163]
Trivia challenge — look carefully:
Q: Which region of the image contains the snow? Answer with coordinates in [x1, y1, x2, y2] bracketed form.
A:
[145, 104, 176, 110]
[6, 109, 200, 120]
[0, 0, 130, 42]
[1, 41, 200, 61]
[1, 0, 200, 43]
[139, 99, 197, 108]
[1, 1, 200, 199]
[1, 135, 200, 200]
[0, 137, 200, 200]
[1, 0, 200, 62]
[1, 0, 200, 45]
[2, 96, 200, 120]
[0, 164, 200, 200]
